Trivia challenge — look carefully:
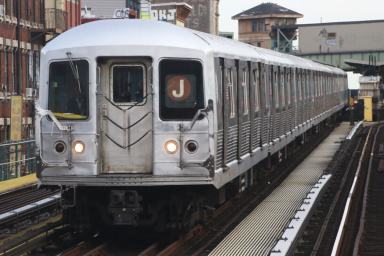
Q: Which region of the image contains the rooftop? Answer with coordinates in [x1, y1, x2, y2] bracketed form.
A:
[232, 3, 303, 20]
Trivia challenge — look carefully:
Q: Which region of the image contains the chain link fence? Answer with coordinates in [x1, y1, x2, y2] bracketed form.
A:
[0, 140, 36, 181]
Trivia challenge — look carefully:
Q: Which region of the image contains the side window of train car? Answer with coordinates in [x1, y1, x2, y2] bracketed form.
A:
[302, 70, 307, 102]
[264, 65, 270, 109]
[112, 64, 145, 104]
[242, 69, 249, 115]
[297, 69, 302, 101]
[308, 71, 311, 101]
[286, 69, 291, 105]
[280, 67, 285, 109]
[159, 59, 204, 120]
[253, 67, 260, 112]
[227, 68, 236, 119]
[274, 67, 279, 109]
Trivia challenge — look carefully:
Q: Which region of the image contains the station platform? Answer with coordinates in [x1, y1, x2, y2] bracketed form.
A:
[209, 123, 352, 256]
[0, 174, 37, 194]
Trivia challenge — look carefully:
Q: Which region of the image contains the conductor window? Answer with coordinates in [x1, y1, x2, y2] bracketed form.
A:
[112, 65, 144, 103]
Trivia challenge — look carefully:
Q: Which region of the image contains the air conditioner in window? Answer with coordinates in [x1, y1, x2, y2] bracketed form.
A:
[26, 87, 35, 98]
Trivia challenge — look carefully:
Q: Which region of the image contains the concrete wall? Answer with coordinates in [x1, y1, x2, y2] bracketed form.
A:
[298, 21, 384, 54]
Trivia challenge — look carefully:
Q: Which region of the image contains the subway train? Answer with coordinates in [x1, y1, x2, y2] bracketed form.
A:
[35, 19, 348, 230]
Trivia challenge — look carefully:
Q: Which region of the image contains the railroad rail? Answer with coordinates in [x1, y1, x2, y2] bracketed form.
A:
[331, 123, 384, 255]
[0, 123, 358, 256]
[146, 124, 340, 256]
[0, 184, 62, 255]
[290, 122, 368, 255]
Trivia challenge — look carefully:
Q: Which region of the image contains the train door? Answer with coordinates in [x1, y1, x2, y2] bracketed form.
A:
[215, 58, 225, 169]
[271, 66, 279, 141]
[222, 59, 238, 164]
[286, 68, 293, 133]
[250, 62, 262, 151]
[238, 61, 250, 158]
[262, 64, 272, 146]
[98, 57, 153, 174]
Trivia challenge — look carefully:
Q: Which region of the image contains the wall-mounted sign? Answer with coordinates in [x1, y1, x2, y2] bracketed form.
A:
[113, 8, 132, 19]
[151, 9, 177, 21]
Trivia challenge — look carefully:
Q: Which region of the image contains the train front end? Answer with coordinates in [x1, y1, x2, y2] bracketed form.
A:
[35, 20, 217, 229]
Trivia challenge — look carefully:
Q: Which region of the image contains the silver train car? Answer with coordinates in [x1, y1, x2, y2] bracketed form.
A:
[35, 20, 348, 229]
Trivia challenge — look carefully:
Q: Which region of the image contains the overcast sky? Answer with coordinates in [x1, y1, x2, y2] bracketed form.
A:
[219, 0, 384, 34]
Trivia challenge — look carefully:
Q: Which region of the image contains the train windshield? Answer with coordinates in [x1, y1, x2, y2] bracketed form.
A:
[48, 60, 89, 120]
[159, 59, 204, 120]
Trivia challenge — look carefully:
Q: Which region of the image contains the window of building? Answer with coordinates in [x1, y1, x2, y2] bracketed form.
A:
[126, 0, 140, 11]
[252, 19, 265, 32]
[28, 51, 33, 88]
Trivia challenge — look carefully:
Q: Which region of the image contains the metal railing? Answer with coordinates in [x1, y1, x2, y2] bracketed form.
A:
[45, 8, 68, 31]
[0, 140, 36, 181]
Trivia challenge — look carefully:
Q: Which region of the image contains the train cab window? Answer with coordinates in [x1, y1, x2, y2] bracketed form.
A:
[253, 69, 260, 112]
[159, 59, 204, 120]
[242, 69, 249, 115]
[48, 59, 89, 120]
[112, 65, 144, 103]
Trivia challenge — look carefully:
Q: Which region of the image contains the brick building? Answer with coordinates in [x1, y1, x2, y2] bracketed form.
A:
[0, 0, 80, 180]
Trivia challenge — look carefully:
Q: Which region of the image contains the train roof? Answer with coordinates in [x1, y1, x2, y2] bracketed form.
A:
[43, 19, 345, 75]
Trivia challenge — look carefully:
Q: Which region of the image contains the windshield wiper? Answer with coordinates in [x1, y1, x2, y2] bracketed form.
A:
[35, 106, 71, 132]
[66, 52, 82, 94]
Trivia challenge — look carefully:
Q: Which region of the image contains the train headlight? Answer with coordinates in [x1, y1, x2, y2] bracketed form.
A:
[54, 141, 66, 154]
[73, 141, 85, 154]
[185, 140, 198, 154]
[164, 140, 178, 154]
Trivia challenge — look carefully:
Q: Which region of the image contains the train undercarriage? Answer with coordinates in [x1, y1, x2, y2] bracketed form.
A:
[58, 114, 341, 235]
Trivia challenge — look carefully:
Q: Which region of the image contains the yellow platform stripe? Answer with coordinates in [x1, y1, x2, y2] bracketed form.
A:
[0, 174, 37, 194]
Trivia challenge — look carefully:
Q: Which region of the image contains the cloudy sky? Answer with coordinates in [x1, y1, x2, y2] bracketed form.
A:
[219, 0, 384, 34]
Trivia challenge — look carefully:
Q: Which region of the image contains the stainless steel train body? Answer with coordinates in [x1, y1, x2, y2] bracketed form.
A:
[35, 20, 348, 227]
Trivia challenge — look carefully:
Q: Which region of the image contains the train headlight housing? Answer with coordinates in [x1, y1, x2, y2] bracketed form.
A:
[54, 141, 66, 154]
[73, 141, 85, 154]
[164, 140, 178, 154]
[185, 140, 198, 154]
